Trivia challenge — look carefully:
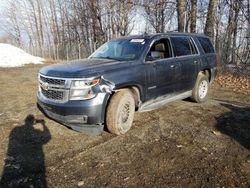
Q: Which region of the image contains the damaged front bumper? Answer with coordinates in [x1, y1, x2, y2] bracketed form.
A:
[37, 92, 110, 135]
[37, 75, 115, 135]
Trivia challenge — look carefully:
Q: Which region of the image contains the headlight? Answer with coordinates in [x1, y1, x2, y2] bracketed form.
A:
[69, 79, 99, 100]
[71, 79, 99, 88]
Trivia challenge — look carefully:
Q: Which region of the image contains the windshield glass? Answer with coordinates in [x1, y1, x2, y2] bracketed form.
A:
[89, 39, 146, 61]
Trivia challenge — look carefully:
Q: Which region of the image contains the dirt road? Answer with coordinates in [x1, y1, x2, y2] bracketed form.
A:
[0, 65, 249, 187]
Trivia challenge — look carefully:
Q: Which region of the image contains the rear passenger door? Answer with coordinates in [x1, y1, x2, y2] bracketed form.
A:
[170, 36, 200, 92]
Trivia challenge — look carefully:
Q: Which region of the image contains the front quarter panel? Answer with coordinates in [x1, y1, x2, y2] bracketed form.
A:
[102, 61, 146, 101]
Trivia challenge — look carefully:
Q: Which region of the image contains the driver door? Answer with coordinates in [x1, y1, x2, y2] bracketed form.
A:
[145, 38, 180, 99]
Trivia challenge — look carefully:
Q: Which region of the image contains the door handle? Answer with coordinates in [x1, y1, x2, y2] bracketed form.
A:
[170, 64, 175, 68]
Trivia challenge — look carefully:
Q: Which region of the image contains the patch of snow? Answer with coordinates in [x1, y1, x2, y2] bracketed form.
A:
[0, 43, 44, 67]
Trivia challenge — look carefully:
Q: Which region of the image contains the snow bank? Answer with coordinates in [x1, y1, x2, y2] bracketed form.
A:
[0, 43, 44, 67]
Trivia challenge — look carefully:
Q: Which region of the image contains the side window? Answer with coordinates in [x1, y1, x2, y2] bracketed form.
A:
[171, 37, 192, 57]
[197, 37, 215, 54]
[189, 38, 198, 55]
[146, 38, 172, 61]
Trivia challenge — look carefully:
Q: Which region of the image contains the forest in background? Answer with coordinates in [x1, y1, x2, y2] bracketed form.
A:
[0, 0, 249, 70]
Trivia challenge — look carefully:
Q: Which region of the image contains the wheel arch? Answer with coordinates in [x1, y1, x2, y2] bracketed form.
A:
[199, 69, 212, 82]
[113, 86, 141, 109]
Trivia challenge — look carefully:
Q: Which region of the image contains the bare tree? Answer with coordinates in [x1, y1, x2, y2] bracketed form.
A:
[190, 0, 197, 32]
[1, 0, 249, 69]
[143, 0, 175, 33]
[204, 0, 216, 38]
[176, 0, 186, 32]
[5, 0, 22, 47]
[246, 0, 250, 60]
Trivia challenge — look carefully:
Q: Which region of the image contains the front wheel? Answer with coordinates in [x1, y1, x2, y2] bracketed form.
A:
[106, 89, 135, 135]
[191, 73, 209, 103]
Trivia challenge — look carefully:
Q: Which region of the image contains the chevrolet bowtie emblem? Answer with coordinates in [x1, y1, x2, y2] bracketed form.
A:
[41, 82, 49, 91]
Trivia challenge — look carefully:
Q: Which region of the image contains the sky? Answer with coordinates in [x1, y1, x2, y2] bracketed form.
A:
[0, 0, 7, 37]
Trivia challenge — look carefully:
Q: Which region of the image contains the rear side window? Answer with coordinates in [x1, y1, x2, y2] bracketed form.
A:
[171, 37, 195, 57]
[197, 37, 215, 54]
[190, 38, 198, 54]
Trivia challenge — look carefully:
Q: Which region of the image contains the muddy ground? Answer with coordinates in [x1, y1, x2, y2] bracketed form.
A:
[0, 65, 249, 188]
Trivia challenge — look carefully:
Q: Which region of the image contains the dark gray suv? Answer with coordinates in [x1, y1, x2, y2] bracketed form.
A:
[37, 33, 217, 135]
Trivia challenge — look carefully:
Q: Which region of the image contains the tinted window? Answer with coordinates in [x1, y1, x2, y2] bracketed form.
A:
[197, 37, 215, 54]
[171, 37, 192, 57]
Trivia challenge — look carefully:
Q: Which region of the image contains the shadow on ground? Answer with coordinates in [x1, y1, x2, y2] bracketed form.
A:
[0, 115, 51, 188]
[215, 102, 250, 150]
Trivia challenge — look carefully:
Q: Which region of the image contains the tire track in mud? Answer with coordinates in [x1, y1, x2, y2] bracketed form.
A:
[46, 132, 116, 170]
[46, 103, 194, 186]
[45, 98, 240, 187]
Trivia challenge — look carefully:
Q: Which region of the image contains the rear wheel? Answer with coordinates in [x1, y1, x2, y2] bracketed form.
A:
[191, 73, 209, 103]
[106, 89, 135, 135]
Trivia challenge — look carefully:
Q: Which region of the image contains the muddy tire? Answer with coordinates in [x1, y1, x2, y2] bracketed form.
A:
[106, 89, 135, 135]
[191, 73, 209, 103]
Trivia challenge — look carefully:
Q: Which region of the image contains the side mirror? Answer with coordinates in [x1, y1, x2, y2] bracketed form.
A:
[146, 51, 161, 62]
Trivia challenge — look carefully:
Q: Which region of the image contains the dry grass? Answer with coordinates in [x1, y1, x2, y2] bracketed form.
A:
[214, 71, 250, 95]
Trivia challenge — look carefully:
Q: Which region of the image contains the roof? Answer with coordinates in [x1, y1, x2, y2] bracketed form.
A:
[112, 32, 209, 41]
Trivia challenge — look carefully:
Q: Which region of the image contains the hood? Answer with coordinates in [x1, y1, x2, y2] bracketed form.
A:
[39, 58, 130, 78]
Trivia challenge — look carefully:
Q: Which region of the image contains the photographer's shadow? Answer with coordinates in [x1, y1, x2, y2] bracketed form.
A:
[0, 115, 51, 188]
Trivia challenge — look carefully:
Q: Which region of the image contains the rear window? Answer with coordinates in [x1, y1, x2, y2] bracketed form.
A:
[171, 37, 196, 57]
[197, 37, 215, 54]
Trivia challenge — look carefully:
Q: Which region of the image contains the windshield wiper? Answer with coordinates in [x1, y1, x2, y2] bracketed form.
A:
[92, 56, 122, 61]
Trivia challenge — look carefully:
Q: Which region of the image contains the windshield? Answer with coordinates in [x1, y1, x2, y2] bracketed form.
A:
[89, 39, 146, 61]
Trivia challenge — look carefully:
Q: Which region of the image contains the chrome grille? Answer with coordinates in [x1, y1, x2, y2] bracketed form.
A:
[40, 75, 65, 85]
[39, 74, 69, 102]
[41, 88, 64, 100]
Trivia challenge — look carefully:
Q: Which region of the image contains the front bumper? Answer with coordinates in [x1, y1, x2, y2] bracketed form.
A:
[37, 91, 110, 135]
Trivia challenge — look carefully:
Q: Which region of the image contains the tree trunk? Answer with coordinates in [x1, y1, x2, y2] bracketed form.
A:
[223, 1, 234, 64]
[248, 0, 250, 47]
[190, 0, 197, 33]
[215, 0, 222, 52]
[204, 0, 216, 38]
[176, 0, 186, 32]
[232, 1, 240, 64]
